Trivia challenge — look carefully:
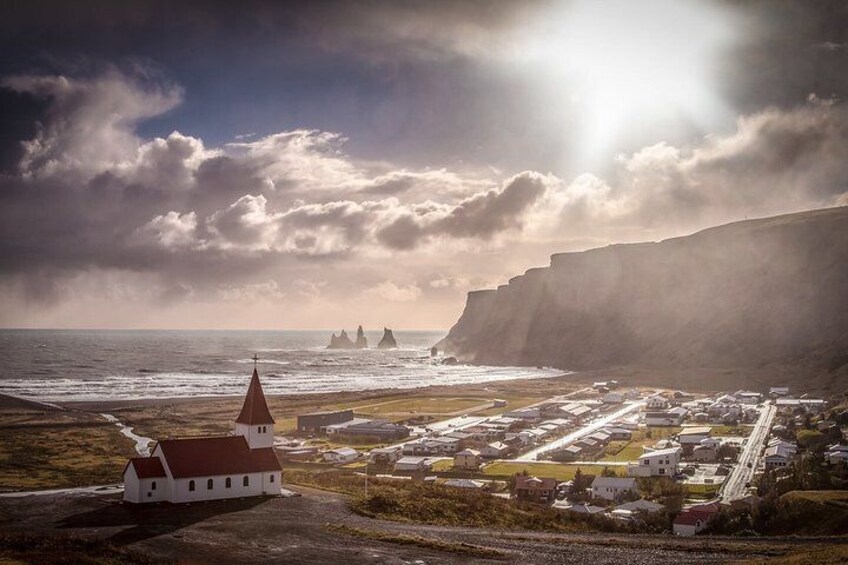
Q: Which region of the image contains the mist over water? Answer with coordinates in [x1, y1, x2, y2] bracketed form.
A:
[0, 330, 562, 401]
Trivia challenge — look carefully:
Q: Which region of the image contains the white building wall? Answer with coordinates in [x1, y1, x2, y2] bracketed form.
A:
[170, 471, 281, 503]
[123, 464, 140, 503]
[235, 422, 274, 449]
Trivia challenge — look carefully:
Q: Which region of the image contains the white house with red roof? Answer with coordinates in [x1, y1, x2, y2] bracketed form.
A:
[122, 367, 282, 503]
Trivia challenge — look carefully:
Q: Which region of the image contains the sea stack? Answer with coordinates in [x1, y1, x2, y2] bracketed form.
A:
[328, 330, 355, 349]
[378, 327, 398, 349]
[354, 325, 368, 348]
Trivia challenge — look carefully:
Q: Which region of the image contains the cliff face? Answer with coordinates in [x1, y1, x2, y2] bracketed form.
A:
[441, 207, 848, 381]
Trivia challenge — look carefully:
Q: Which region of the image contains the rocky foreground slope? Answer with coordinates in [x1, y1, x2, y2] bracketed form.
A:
[439, 207, 848, 390]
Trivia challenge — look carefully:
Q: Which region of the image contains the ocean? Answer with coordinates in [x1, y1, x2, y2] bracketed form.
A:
[0, 329, 562, 401]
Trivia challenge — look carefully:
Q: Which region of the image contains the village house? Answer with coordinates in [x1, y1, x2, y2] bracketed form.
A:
[764, 440, 797, 470]
[443, 478, 485, 489]
[602, 391, 624, 404]
[825, 445, 848, 465]
[368, 445, 403, 465]
[322, 447, 359, 464]
[553, 501, 605, 515]
[123, 367, 282, 504]
[645, 395, 668, 410]
[678, 427, 712, 452]
[602, 427, 633, 441]
[393, 456, 432, 473]
[673, 502, 721, 536]
[453, 448, 482, 470]
[550, 444, 583, 462]
[769, 386, 790, 398]
[591, 476, 638, 502]
[513, 475, 557, 503]
[628, 447, 681, 477]
[644, 407, 687, 426]
[480, 441, 511, 459]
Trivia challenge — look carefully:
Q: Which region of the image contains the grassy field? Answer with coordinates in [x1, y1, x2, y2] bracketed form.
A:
[598, 426, 681, 463]
[351, 397, 490, 418]
[0, 412, 137, 490]
[431, 459, 454, 472]
[711, 424, 752, 437]
[481, 461, 626, 480]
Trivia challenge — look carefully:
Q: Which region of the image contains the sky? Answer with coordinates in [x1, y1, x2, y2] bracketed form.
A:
[0, 0, 847, 330]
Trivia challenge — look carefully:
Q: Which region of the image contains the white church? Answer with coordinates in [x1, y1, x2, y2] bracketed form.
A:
[122, 366, 282, 503]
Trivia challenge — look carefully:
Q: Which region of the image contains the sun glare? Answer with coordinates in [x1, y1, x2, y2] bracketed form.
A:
[525, 0, 738, 169]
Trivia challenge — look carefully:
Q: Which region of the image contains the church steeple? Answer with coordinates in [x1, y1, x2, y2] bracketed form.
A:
[234, 359, 275, 449]
[236, 367, 275, 425]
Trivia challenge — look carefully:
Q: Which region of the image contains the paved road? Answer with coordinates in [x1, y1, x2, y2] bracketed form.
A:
[720, 403, 776, 501]
[515, 400, 646, 461]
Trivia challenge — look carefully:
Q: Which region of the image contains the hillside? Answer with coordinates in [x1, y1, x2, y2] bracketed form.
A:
[439, 207, 848, 391]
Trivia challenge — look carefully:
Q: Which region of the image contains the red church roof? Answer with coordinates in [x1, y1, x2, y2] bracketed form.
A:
[124, 456, 167, 479]
[155, 436, 281, 478]
[235, 368, 275, 425]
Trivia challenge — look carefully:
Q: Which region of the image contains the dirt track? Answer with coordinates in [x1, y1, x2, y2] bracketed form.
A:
[4, 486, 845, 564]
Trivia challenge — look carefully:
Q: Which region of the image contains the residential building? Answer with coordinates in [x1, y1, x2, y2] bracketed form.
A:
[480, 442, 511, 459]
[552, 501, 605, 514]
[322, 447, 359, 464]
[550, 445, 583, 461]
[393, 456, 432, 473]
[769, 386, 790, 398]
[644, 407, 687, 426]
[453, 449, 482, 470]
[645, 396, 668, 410]
[368, 445, 403, 465]
[764, 441, 796, 470]
[673, 502, 721, 536]
[628, 447, 681, 477]
[513, 475, 557, 503]
[678, 427, 712, 446]
[602, 392, 624, 404]
[443, 478, 485, 489]
[591, 476, 637, 502]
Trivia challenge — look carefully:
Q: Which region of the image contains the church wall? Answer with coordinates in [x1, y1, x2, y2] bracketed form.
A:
[170, 471, 280, 503]
[122, 464, 140, 503]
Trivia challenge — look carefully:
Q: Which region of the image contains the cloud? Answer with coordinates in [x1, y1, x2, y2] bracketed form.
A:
[365, 281, 422, 303]
[2, 69, 848, 326]
[2, 70, 182, 177]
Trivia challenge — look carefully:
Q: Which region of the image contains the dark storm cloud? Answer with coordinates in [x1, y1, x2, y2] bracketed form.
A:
[0, 1, 847, 320]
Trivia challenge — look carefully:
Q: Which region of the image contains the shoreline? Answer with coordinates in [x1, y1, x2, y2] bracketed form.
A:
[6, 370, 580, 412]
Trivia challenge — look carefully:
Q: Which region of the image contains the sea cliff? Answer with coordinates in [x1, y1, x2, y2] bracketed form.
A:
[439, 207, 848, 387]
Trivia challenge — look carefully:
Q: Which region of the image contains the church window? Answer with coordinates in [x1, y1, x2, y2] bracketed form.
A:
[226, 477, 232, 488]
[257, 426, 261, 433]
[269, 474, 274, 483]
[207, 478, 214, 490]
[151, 481, 157, 490]
[243, 475, 249, 487]
[189, 480, 195, 491]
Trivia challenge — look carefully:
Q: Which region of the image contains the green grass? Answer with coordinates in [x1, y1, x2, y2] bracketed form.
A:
[0, 417, 137, 490]
[711, 425, 751, 437]
[597, 426, 680, 463]
[352, 397, 490, 417]
[431, 459, 454, 472]
[481, 461, 625, 480]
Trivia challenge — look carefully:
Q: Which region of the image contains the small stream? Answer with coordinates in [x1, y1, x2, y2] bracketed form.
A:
[100, 413, 153, 457]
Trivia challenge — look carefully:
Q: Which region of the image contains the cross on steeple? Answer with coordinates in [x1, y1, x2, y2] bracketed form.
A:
[252, 353, 259, 368]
